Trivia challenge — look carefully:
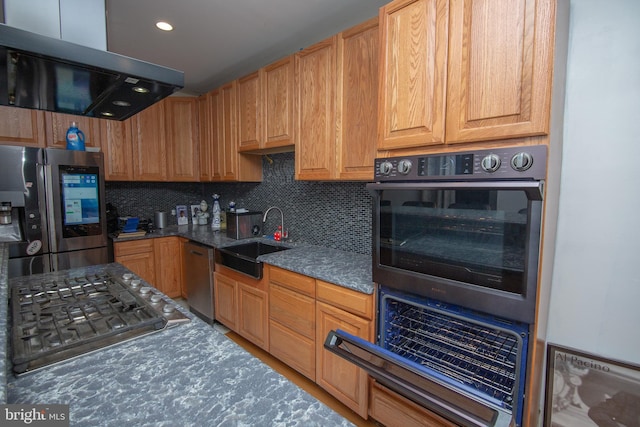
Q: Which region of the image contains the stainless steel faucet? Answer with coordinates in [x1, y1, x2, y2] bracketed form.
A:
[263, 206, 285, 240]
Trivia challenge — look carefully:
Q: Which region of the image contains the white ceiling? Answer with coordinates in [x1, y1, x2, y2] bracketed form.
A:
[105, 0, 389, 96]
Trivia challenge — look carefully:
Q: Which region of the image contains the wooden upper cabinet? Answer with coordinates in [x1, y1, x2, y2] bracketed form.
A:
[237, 56, 296, 153]
[237, 71, 262, 152]
[130, 101, 167, 181]
[197, 94, 211, 181]
[379, 0, 558, 152]
[101, 118, 134, 181]
[378, 0, 449, 151]
[217, 82, 262, 182]
[219, 81, 239, 181]
[0, 106, 46, 147]
[165, 97, 199, 181]
[263, 56, 295, 150]
[208, 90, 224, 181]
[336, 17, 379, 180]
[44, 112, 101, 149]
[446, 0, 555, 143]
[295, 36, 337, 180]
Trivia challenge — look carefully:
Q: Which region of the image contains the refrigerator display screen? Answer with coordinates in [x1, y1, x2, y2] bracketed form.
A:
[62, 173, 100, 226]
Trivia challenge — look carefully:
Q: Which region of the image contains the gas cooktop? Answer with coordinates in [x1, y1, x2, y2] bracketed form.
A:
[10, 272, 189, 374]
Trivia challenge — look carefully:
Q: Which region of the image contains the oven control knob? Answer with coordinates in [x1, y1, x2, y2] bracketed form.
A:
[397, 159, 412, 175]
[511, 152, 534, 171]
[378, 161, 393, 176]
[481, 154, 501, 172]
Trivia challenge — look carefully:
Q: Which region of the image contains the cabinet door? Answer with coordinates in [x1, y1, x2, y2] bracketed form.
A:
[114, 240, 156, 285]
[208, 89, 224, 181]
[153, 237, 183, 298]
[0, 106, 45, 147]
[44, 112, 101, 149]
[316, 301, 371, 418]
[131, 101, 167, 181]
[446, 0, 554, 143]
[263, 56, 295, 150]
[219, 82, 238, 181]
[214, 271, 237, 330]
[238, 282, 269, 351]
[295, 36, 337, 180]
[197, 94, 213, 181]
[101, 118, 134, 181]
[378, 0, 448, 151]
[165, 97, 199, 181]
[336, 18, 378, 180]
[237, 71, 262, 152]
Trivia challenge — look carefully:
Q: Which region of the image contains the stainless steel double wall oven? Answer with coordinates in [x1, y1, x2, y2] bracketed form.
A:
[327, 145, 548, 427]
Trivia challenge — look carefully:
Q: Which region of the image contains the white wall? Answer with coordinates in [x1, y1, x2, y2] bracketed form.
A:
[547, 0, 640, 363]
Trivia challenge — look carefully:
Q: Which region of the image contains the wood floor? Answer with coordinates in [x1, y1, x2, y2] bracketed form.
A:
[225, 331, 380, 427]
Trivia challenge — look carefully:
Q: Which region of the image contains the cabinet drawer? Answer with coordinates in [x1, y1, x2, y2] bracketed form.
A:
[114, 239, 154, 257]
[269, 283, 315, 339]
[268, 265, 316, 297]
[369, 380, 457, 427]
[316, 280, 374, 320]
[269, 320, 315, 381]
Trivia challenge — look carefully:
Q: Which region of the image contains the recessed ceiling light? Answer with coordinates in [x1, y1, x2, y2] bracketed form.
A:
[112, 100, 131, 107]
[101, 111, 114, 117]
[133, 87, 150, 94]
[156, 21, 173, 31]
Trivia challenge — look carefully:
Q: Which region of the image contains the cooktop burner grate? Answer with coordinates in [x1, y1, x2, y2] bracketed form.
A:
[383, 298, 523, 409]
[10, 273, 173, 374]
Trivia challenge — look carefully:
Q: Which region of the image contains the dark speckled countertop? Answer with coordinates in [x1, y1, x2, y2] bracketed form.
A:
[114, 224, 374, 295]
[2, 261, 354, 426]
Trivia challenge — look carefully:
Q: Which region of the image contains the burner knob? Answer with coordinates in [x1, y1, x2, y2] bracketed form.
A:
[397, 159, 412, 175]
[150, 294, 162, 303]
[481, 154, 501, 173]
[378, 161, 393, 176]
[511, 152, 534, 171]
[139, 287, 152, 295]
[162, 304, 176, 314]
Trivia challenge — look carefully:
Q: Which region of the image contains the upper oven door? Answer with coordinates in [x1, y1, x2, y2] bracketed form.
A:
[367, 181, 543, 324]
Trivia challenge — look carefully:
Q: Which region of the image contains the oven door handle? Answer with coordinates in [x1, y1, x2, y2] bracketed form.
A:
[325, 329, 514, 427]
[366, 181, 544, 200]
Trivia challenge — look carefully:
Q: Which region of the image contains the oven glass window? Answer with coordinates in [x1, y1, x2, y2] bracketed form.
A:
[378, 188, 534, 295]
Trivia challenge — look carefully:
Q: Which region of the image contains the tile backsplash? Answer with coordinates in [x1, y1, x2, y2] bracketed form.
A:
[105, 153, 373, 255]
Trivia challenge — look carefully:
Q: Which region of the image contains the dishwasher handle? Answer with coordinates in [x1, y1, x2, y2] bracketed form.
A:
[189, 248, 206, 257]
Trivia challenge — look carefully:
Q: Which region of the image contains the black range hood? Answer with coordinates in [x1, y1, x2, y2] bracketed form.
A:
[0, 23, 184, 121]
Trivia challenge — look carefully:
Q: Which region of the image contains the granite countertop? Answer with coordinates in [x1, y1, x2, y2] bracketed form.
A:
[114, 225, 374, 295]
[3, 262, 354, 426]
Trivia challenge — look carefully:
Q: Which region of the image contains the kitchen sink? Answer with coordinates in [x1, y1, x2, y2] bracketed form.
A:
[215, 241, 291, 279]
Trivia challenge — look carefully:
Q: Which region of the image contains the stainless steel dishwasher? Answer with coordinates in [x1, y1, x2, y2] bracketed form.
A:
[183, 241, 215, 324]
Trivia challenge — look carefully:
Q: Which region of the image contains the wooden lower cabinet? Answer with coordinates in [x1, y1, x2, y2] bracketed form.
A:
[316, 300, 371, 418]
[369, 381, 457, 427]
[114, 237, 184, 298]
[214, 265, 269, 351]
[237, 282, 269, 350]
[269, 270, 316, 380]
[153, 237, 184, 298]
[213, 271, 238, 330]
[114, 239, 156, 285]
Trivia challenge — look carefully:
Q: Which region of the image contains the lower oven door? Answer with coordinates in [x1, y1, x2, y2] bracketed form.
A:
[325, 329, 513, 427]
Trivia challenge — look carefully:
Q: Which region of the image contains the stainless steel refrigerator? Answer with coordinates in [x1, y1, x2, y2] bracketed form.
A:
[0, 146, 108, 277]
